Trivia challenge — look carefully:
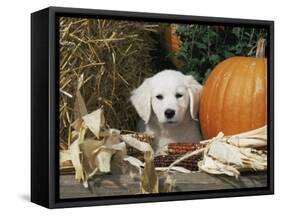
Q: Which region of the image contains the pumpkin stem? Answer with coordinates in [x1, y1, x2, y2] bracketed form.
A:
[256, 38, 266, 58]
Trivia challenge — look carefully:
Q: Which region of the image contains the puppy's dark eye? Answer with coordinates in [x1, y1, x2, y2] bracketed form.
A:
[175, 93, 183, 99]
[156, 94, 163, 100]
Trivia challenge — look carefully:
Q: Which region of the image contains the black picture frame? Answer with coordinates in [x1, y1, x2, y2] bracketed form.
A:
[31, 6, 274, 209]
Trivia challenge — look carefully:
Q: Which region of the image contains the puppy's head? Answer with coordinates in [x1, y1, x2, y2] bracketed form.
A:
[130, 70, 202, 125]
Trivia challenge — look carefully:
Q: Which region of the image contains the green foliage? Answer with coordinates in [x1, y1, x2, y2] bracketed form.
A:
[172, 25, 267, 83]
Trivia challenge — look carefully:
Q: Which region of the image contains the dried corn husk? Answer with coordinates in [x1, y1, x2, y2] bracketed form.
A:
[167, 126, 267, 178]
[74, 74, 88, 119]
[60, 106, 126, 187]
[82, 108, 105, 139]
[198, 126, 267, 177]
[141, 151, 159, 193]
[162, 173, 176, 193]
[60, 105, 194, 191]
[121, 134, 154, 153]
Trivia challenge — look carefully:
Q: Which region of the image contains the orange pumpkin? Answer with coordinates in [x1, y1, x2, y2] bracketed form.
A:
[159, 24, 184, 68]
[199, 39, 267, 139]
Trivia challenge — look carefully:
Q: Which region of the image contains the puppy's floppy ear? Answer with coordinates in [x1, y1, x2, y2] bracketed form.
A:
[130, 78, 151, 124]
[184, 75, 203, 121]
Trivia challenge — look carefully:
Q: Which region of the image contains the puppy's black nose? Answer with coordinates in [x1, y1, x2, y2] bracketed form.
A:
[165, 109, 175, 119]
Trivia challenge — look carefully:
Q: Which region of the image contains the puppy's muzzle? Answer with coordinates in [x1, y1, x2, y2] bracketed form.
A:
[165, 109, 175, 119]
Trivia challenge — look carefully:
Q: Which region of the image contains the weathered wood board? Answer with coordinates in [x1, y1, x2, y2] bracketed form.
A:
[60, 172, 267, 199]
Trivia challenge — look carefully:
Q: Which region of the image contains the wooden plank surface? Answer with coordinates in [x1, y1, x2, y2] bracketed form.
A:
[60, 172, 267, 199]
